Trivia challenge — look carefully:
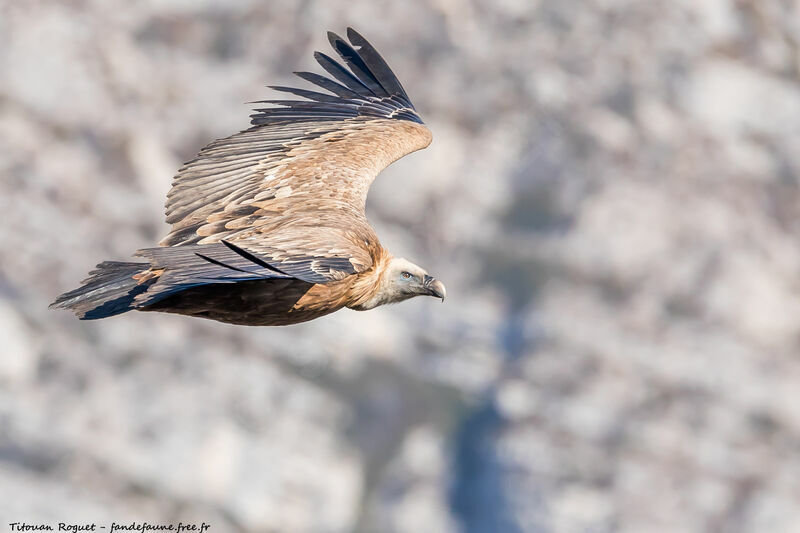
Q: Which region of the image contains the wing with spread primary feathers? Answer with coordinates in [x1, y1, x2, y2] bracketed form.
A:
[159, 28, 432, 284]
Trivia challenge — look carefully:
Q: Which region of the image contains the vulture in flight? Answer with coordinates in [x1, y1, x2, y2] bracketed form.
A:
[52, 28, 445, 326]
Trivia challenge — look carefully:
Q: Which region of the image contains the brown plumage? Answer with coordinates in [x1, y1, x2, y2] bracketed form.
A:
[51, 28, 446, 326]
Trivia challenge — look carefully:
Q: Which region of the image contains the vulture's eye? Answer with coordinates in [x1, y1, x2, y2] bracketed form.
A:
[401, 271, 412, 279]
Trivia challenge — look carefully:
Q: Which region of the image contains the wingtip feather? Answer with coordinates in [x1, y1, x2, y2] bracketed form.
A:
[251, 28, 421, 125]
[345, 27, 362, 44]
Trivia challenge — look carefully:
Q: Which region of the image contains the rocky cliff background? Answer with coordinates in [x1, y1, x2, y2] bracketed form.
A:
[2, 1, 800, 532]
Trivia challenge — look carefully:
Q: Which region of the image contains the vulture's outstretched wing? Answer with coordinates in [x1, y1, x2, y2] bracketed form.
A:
[160, 28, 432, 284]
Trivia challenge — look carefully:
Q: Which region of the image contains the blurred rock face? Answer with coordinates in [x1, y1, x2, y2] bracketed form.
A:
[2, 1, 800, 532]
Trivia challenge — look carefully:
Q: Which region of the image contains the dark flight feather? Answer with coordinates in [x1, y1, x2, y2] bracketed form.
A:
[327, 32, 388, 97]
[250, 31, 421, 125]
[346, 27, 410, 101]
[265, 85, 344, 103]
[314, 51, 376, 97]
[292, 71, 362, 99]
[220, 240, 288, 276]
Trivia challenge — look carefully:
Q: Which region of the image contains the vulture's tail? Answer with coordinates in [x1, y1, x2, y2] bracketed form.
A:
[50, 261, 152, 320]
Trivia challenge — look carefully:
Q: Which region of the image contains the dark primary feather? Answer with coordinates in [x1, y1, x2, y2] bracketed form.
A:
[346, 28, 410, 101]
[291, 72, 361, 99]
[250, 27, 422, 126]
[314, 51, 376, 97]
[327, 31, 387, 96]
[266, 85, 342, 103]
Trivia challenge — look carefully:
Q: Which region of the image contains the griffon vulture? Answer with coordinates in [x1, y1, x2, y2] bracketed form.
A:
[52, 28, 445, 326]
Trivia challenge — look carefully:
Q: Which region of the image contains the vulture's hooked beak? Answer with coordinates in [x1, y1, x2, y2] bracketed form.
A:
[423, 275, 446, 302]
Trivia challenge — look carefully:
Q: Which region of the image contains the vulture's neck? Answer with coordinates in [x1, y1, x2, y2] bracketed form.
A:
[346, 250, 396, 311]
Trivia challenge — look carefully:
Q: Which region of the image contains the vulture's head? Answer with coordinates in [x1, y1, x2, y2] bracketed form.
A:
[354, 257, 446, 310]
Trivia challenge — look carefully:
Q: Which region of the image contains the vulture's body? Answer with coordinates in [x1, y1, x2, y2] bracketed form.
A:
[52, 28, 445, 326]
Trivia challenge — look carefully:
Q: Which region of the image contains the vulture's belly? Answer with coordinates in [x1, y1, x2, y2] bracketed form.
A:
[142, 278, 350, 326]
